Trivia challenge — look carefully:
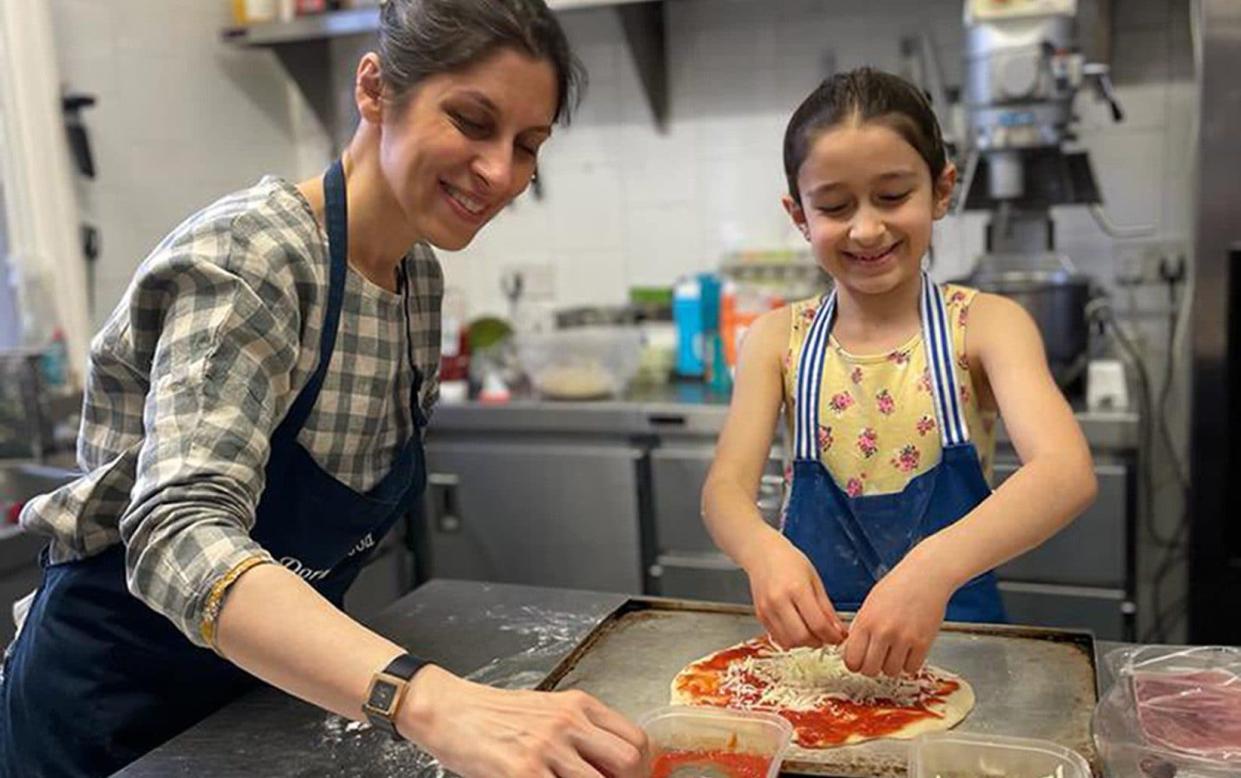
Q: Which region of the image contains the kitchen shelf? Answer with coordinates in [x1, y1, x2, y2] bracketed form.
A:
[222, 0, 668, 130]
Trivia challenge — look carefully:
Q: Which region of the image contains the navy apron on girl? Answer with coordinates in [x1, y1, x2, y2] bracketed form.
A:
[782, 272, 1007, 623]
[0, 159, 428, 777]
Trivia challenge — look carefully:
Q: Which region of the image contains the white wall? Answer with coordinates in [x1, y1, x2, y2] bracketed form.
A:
[50, 0, 1194, 329]
[49, 0, 328, 329]
[446, 0, 1196, 323]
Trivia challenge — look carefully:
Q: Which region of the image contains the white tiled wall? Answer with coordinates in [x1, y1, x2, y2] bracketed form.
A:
[49, 0, 329, 328]
[439, 0, 1196, 321]
[49, 0, 1194, 328]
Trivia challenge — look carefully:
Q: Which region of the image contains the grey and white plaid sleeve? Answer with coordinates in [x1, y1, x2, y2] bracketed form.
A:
[119, 220, 310, 648]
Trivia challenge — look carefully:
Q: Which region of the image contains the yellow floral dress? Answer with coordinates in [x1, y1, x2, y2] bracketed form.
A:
[782, 284, 997, 497]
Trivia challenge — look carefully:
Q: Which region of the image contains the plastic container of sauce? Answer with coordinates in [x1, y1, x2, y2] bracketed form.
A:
[639, 705, 793, 778]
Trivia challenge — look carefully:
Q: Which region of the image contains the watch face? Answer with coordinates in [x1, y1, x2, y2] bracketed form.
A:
[368, 680, 398, 712]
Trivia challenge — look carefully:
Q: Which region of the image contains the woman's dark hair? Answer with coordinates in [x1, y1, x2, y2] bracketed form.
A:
[378, 0, 586, 124]
[783, 67, 946, 202]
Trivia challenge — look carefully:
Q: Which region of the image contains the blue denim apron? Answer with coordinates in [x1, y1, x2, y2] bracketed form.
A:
[0, 159, 428, 777]
[782, 273, 1007, 623]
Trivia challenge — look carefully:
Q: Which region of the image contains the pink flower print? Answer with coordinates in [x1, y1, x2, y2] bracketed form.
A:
[851, 366, 864, 385]
[817, 424, 834, 454]
[956, 352, 970, 371]
[947, 290, 968, 307]
[846, 477, 865, 498]
[960, 384, 972, 404]
[958, 305, 970, 327]
[888, 349, 911, 366]
[828, 391, 855, 415]
[801, 305, 818, 325]
[916, 415, 936, 436]
[876, 388, 896, 416]
[891, 444, 921, 472]
[783, 462, 794, 486]
[917, 368, 933, 393]
[857, 427, 878, 458]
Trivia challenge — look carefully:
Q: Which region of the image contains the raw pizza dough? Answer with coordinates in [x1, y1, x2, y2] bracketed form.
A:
[670, 636, 975, 749]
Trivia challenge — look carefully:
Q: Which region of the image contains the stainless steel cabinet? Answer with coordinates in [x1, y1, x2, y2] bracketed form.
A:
[993, 457, 1133, 639]
[995, 460, 1129, 586]
[998, 581, 1127, 638]
[0, 463, 79, 646]
[649, 443, 782, 602]
[0, 531, 44, 646]
[420, 438, 645, 594]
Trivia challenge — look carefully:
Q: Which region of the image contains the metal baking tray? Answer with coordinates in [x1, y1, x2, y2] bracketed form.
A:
[536, 597, 1101, 777]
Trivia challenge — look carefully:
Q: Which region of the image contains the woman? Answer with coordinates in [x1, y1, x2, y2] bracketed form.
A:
[0, 2, 647, 776]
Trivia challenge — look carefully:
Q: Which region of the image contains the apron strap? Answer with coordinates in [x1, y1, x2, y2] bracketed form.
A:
[399, 261, 427, 431]
[793, 291, 837, 461]
[277, 158, 349, 437]
[919, 271, 970, 447]
[792, 272, 970, 460]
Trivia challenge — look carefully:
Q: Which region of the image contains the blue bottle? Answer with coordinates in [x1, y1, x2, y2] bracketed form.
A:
[673, 276, 704, 378]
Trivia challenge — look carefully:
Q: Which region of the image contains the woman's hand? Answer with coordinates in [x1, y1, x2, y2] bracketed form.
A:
[744, 531, 848, 648]
[400, 665, 648, 778]
[840, 552, 953, 677]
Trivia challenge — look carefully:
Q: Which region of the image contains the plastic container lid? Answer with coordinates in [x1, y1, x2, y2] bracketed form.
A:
[909, 732, 1091, 778]
[639, 705, 793, 778]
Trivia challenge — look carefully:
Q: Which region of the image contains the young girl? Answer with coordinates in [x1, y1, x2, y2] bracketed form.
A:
[702, 68, 1097, 679]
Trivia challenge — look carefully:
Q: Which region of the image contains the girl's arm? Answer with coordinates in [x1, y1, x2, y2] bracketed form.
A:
[703, 307, 848, 647]
[843, 293, 1097, 676]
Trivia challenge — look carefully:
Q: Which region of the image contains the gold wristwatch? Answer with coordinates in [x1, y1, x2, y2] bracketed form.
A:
[362, 653, 429, 740]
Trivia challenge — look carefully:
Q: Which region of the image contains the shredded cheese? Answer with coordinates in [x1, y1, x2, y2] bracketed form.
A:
[718, 644, 942, 711]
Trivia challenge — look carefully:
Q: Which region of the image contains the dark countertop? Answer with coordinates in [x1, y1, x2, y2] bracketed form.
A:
[116, 581, 630, 777]
[118, 579, 1137, 777]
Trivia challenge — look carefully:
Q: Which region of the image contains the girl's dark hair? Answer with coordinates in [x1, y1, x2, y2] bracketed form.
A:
[783, 67, 946, 202]
[378, 0, 586, 124]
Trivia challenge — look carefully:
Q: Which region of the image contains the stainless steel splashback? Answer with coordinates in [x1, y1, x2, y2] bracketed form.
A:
[1188, 0, 1241, 644]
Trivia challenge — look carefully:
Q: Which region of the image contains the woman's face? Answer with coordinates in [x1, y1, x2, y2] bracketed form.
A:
[784, 120, 954, 299]
[378, 47, 558, 251]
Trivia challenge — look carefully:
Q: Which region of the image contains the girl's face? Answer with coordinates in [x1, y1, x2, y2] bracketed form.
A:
[378, 47, 558, 251]
[784, 120, 955, 299]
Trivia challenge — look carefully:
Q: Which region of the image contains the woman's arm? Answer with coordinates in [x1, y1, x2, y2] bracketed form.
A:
[703, 307, 847, 647]
[119, 231, 643, 778]
[842, 293, 1097, 676]
[217, 566, 647, 778]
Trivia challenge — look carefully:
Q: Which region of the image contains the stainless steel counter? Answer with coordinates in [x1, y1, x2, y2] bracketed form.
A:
[428, 384, 1140, 451]
[117, 580, 1144, 777]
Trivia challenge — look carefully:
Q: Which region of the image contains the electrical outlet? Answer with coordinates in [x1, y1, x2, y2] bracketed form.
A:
[1113, 243, 1149, 286]
[1113, 239, 1185, 287]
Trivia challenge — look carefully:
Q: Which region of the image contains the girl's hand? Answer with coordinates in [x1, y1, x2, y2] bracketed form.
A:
[401, 665, 649, 778]
[841, 553, 953, 677]
[744, 532, 848, 648]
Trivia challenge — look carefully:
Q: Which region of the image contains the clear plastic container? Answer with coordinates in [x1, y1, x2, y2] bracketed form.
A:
[909, 732, 1091, 778]
[638, 705, 793, 778]
[1093, 644, 1241, 777]
[514, 326, 643, 400]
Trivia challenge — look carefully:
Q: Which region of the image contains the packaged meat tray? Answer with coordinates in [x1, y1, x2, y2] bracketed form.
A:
[1093, 645, 1241, 777]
